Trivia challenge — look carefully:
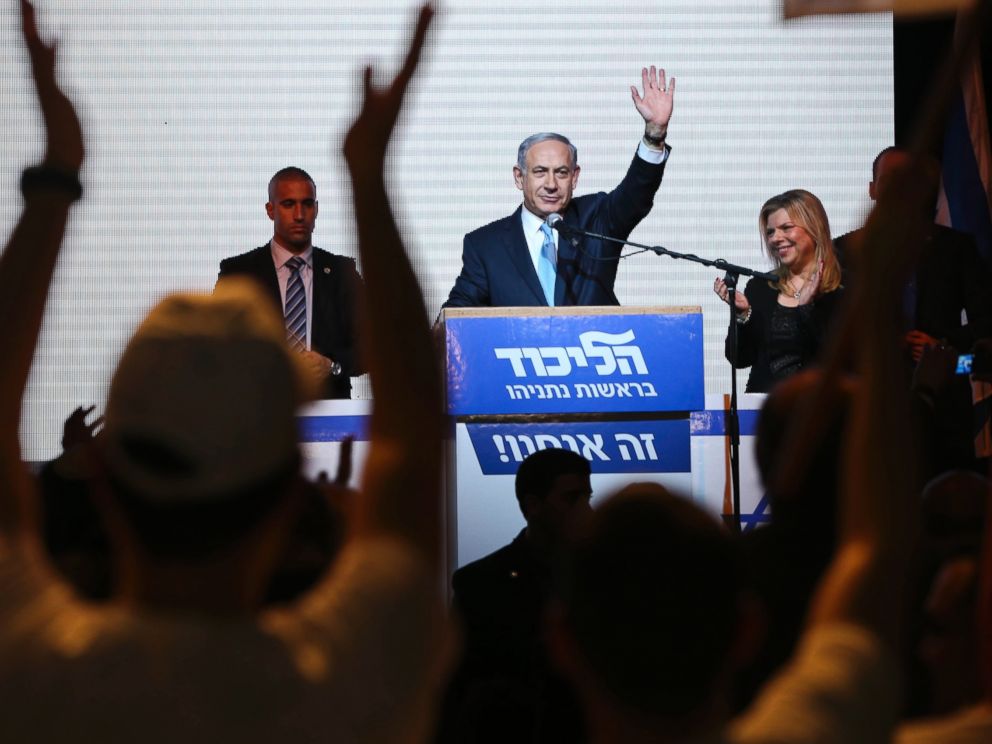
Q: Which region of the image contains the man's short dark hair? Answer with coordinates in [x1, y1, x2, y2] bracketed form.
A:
[871, 145, 903, 181]
[268, 166, 316, 201]
[556, 484, 741, 718]
[515, 448, 591, 508]
[871, 146, 940, 184]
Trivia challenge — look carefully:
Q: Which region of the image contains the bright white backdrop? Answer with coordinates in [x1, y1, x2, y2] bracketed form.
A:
[0, 1, 892, 460]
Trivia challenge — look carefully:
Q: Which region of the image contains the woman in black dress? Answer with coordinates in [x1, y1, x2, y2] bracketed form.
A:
[713, 189, 844, 393]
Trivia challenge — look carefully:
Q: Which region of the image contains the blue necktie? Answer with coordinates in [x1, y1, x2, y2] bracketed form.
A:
[285, 255, 307, 351]
[538, 223, 557, 306]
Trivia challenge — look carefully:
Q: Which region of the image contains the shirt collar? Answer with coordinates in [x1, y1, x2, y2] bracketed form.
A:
[520, 206, 551, 236]
[270, 239, 313, 269]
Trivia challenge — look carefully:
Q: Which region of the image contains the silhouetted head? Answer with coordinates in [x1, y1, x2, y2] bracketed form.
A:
[552, 484, 745, 724]
[869, 146, 940, 208]
[754, 368, 854, 536]
[515, 448, 593, 548]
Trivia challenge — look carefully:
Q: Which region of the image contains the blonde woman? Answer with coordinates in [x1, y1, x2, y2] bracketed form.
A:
[714, 189, 844, 393]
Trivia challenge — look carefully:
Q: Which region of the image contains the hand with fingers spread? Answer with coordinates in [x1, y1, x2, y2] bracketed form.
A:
[61, 405, 103, 452]
[21, 0, 83, 172]
[631, 65, 675, 144]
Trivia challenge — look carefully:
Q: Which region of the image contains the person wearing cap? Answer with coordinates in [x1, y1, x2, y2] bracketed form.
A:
[441, 67, 675, 308]
[218, 166, 364, 399]
[0, 3, 446, 742]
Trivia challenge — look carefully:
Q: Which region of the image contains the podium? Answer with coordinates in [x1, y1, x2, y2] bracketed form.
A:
[439, 306, 706, 567]
[290, 308, 770, 575]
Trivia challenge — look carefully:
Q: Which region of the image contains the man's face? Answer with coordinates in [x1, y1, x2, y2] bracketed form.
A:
[514, 140, 580, 219]
[525, 471, 593, 541]
[267, 176, 318, 252]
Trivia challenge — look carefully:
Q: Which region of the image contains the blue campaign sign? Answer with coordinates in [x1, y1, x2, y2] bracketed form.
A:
[466, 419, 690, 475]
[445, 310, 704, 415]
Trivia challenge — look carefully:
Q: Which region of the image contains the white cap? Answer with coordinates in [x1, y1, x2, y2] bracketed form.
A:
[102, 277, 319, 505]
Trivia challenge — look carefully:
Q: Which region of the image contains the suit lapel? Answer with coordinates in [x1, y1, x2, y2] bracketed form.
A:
[554, 208, 579, 306]
[505, 207, 550, 306]
[310, 248, 330, 336]
[255, 245, 283, 309]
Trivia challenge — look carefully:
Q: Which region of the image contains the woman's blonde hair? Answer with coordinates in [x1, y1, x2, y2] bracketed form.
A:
[758, 189, 842, 295]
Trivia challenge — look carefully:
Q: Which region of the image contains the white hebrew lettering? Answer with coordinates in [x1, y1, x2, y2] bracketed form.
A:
[577, 434, 608, 460]
[521, 348, 548, 377]
[495, 348, 527, 377]
[539, 347, 571, 376]
[615, 433, 648, 461]
[492, 329, 649, 379]
[534, 434, 562, 450]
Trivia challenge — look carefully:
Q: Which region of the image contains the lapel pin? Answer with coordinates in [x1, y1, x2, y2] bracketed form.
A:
[323, 267, 331, 274]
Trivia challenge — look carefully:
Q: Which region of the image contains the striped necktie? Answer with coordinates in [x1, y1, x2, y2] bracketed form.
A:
[285, 255, 307, 351]
[538, 223, 557, 306]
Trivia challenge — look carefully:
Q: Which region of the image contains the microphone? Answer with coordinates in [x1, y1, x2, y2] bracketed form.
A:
[545, 213, 567, 232]
[546, 213, 581, 252]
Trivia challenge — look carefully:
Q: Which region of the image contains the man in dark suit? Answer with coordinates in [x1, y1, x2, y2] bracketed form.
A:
[835, 147, 992, 471]
[442, 67, 676, 308]
[835, 147, 992, 361]
[218, 167, 363, 398]
[438, 448, 593, 743]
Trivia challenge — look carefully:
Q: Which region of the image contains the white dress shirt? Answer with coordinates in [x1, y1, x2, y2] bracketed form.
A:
[270, 239, 314, 350]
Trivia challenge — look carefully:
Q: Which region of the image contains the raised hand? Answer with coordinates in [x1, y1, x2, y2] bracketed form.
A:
[630, 65, 675, 142]
[342, 4, 434, 172]
[21, 0, 83, 171]
[61, 405, 103, 452]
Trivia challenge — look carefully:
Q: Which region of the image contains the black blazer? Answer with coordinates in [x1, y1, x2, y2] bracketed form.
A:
[443, 148, 669, 308]
[835, 224, 992, 352]
[726, 278, 845, 394]
[217, 245, 364, 399]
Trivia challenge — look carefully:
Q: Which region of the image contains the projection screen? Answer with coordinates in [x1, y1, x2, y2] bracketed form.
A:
[0, 1, 892, 460]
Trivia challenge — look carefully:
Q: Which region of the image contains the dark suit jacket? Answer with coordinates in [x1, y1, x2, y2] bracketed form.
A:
[439, 530, 584, 744]
[443, 149, 669, 308]
[835, 224, 992, 470]
[834, 224, 992, 352]
[217, 244, 364, 399]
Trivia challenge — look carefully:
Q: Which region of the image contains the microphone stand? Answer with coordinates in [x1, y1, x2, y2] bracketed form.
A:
[550, 218, 775, 533]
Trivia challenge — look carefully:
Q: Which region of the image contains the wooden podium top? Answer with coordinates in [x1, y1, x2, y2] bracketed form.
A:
[439, 305, 701, 320]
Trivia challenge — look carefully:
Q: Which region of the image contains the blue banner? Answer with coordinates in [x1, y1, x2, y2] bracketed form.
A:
[446, 311, 704, 415]
[466, 419, 690, 475]
[689, 409, 760, 437]
[297, 415, 370, 442]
